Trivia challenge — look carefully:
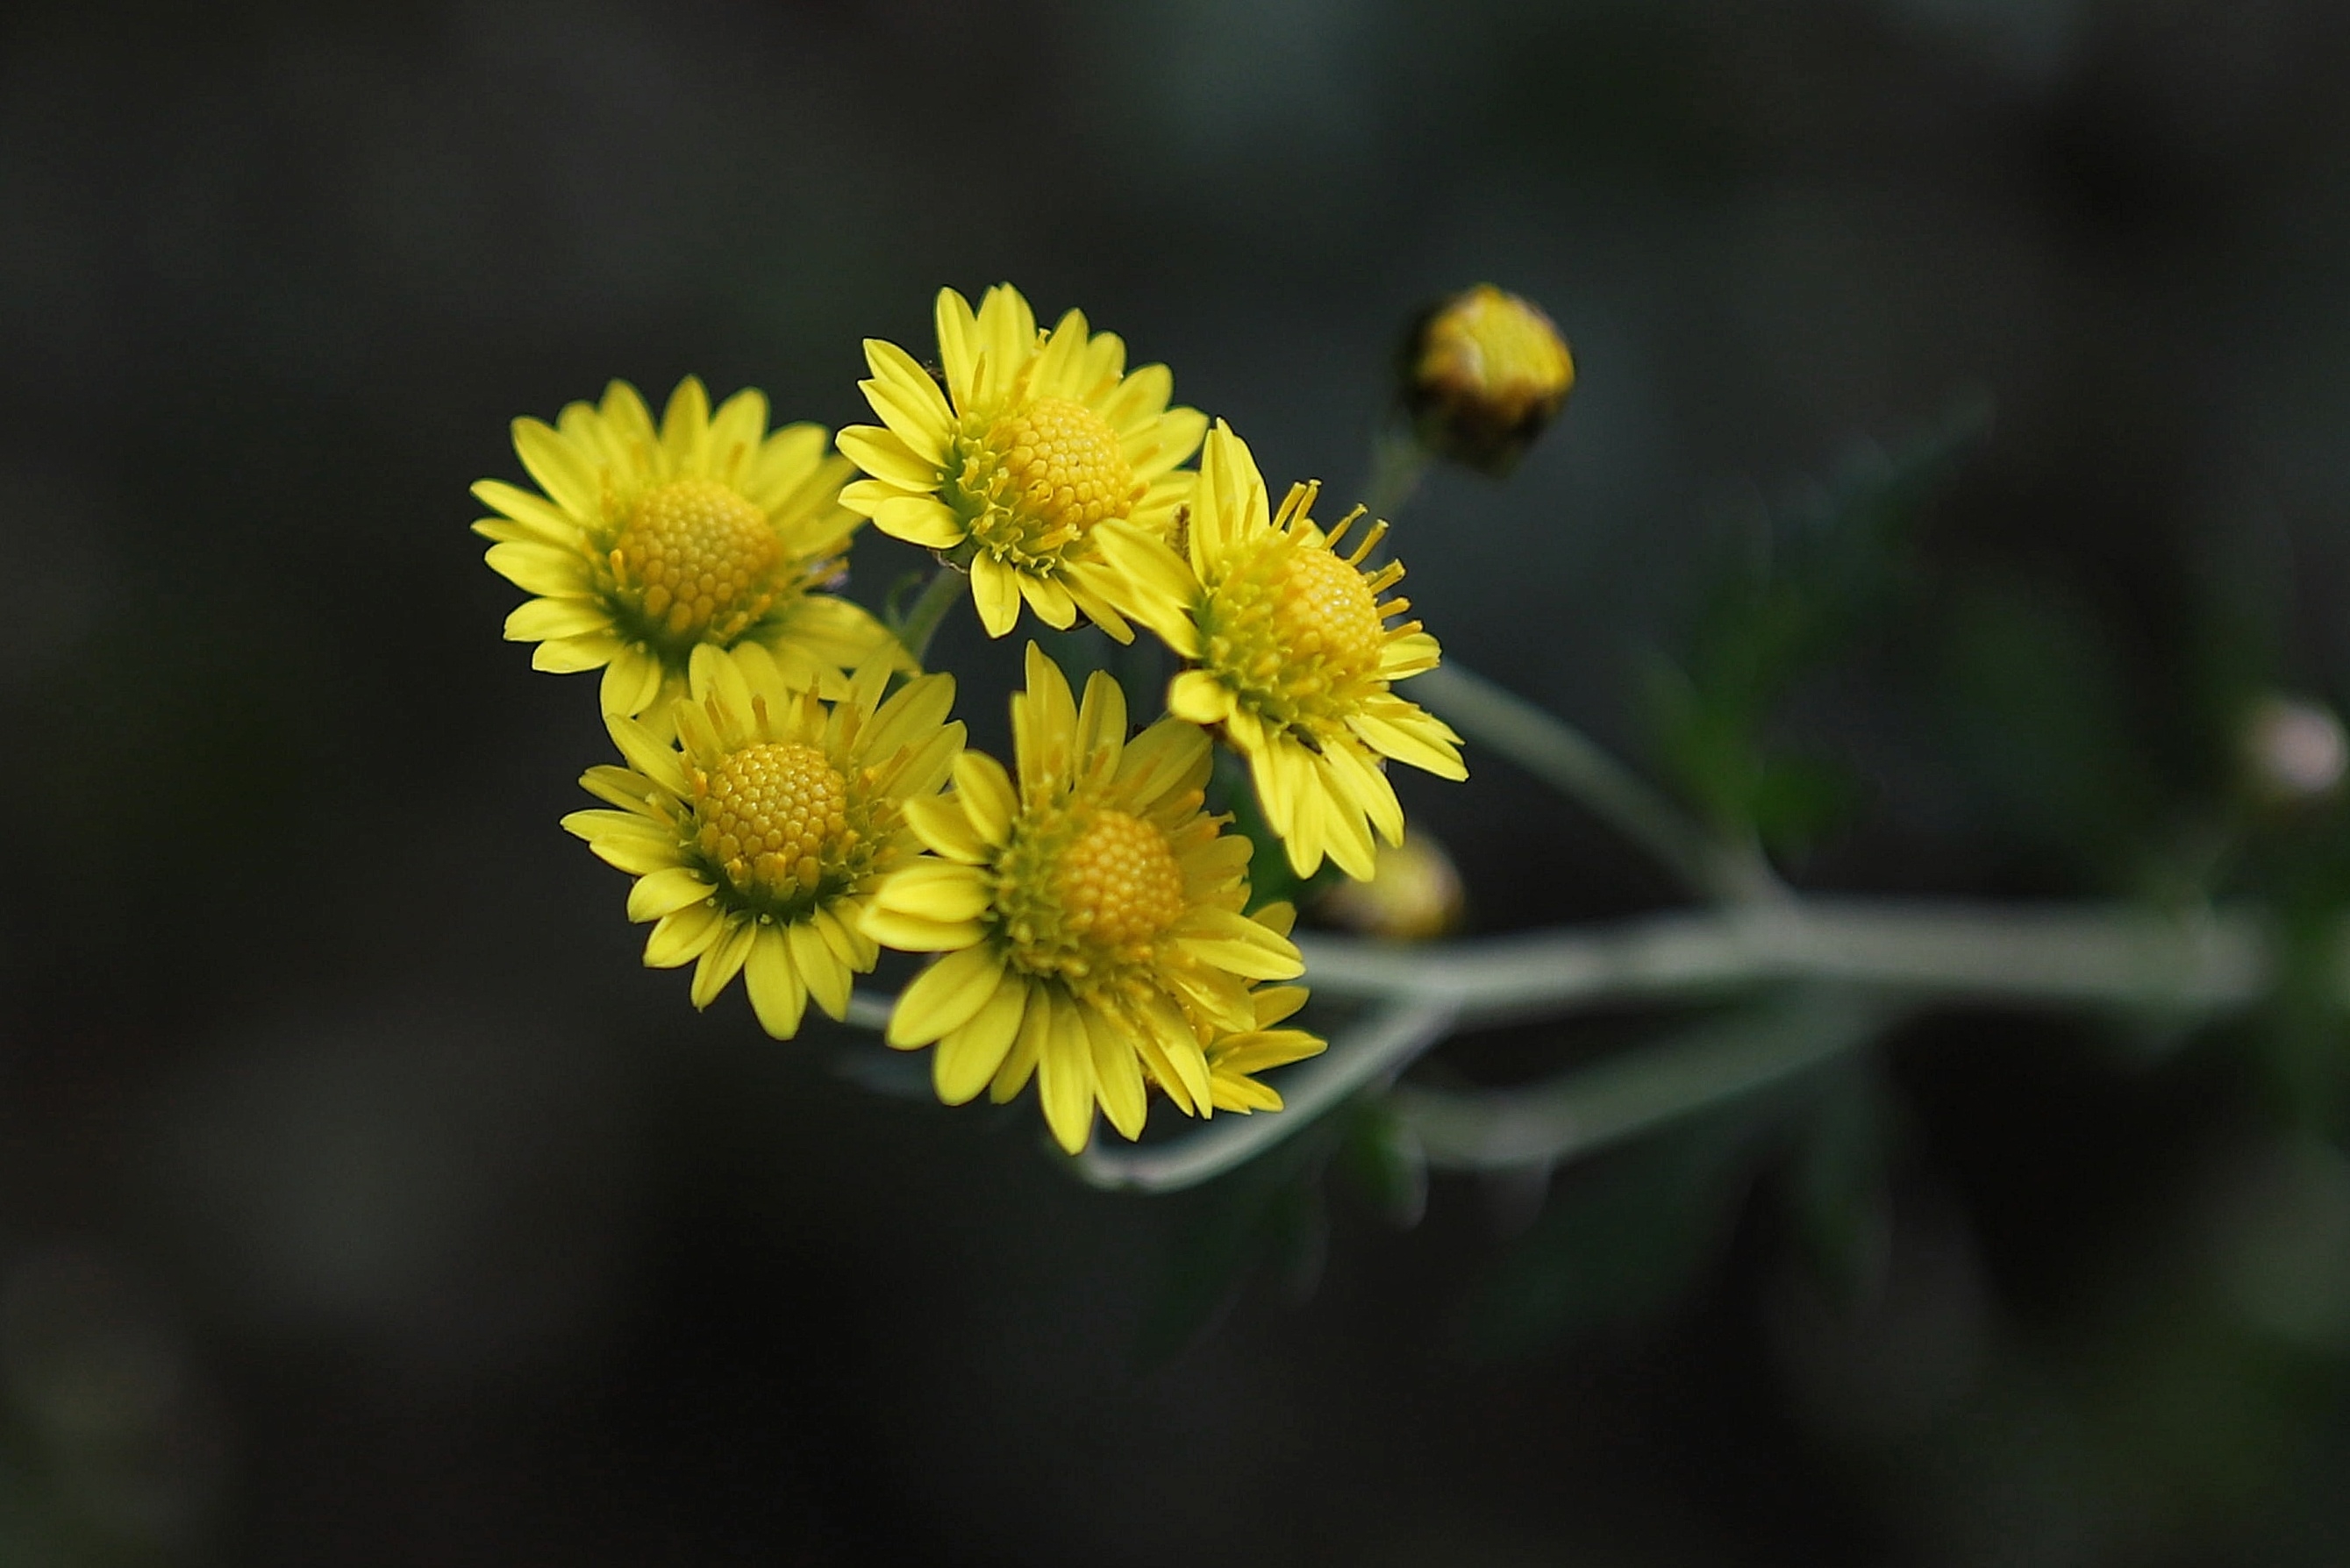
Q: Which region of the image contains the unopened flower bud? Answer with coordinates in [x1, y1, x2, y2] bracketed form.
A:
[1314, 831, 1466, 942]
[2242, 695, 2347, 806]
[1404, 284, 1575, 474]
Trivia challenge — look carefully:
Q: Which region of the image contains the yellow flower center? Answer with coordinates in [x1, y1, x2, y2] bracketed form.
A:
[1053, 809, 1187, 950]
[996, 804, 1186, 987]
[957, 396, 1138, 567]
[611, 477, 785, 645]
[693, 741, 851, 906]
[1204, 539, 1389, 730]
[1273, 545, 1388, 679]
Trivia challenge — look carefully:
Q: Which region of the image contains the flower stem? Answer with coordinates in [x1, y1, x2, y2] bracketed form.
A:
[1293, 896, 2270, 1023]
[844, 988, 896, 1030]
[1076, 895, 2275, 1194]
[1361, 426, 1432, 521]
[892, 559, 968, 667]
[1389, 987, 1902, 1171]
[1409, 661, 1767, 902]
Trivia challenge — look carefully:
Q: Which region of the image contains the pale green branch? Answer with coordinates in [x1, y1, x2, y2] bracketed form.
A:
[1294, 897, 2270, 1025]
[1391, 987, 1902, 1172]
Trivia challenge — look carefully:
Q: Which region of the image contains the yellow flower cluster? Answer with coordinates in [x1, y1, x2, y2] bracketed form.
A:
[475, 282, 1486, 1151]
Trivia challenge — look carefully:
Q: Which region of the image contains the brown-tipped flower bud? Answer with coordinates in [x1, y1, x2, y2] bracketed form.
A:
[1404, 284, 1575, 474]
[1313, 831, 1467, 943]
[2241, 695, 2347, 807]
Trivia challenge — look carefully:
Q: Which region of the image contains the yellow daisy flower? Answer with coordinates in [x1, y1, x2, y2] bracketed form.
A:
[835, 284, 1207, 641]
[561, 642, 964, 1038]
[1197, 902, 1325, 1114]
[475, 376, 903, 723]
[1096, 422, 1468, 880]
[862, 645, 1308, 1154]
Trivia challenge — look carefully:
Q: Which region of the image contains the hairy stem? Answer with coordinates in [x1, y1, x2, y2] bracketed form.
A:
[893, 559, 968, 667]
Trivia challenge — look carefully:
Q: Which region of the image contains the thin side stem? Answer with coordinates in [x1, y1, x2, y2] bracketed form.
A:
[1408, 661, 1762, 902]
[893, 560, 968, 666]
[844, 987, 896, 1031]
[1294, 897, 2273, 1025]
[1074, 996, 1461, 1194]
[1361, 427, 1432, 522]
[1391, 987, 1904, 1171]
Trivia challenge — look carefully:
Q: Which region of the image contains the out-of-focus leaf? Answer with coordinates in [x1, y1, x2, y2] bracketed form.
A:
[1940, 582, 2154, 873]
[1647, 400, 1988, 850]
[1132, 1121, 1336, 1370]
[1452, 1110, 1761, 1362]
[1337, 1096, 1430, 1229]
[1782, 1062, 1896, 1308]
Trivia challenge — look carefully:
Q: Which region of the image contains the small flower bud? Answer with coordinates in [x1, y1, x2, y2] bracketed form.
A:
[2241, 695, 2347, 806]
[1404, 284, 1575, 474]
[1314, 831, 1466, 942]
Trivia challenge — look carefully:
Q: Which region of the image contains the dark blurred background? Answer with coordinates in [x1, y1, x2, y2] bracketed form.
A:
[7, 0, 2350, 1562]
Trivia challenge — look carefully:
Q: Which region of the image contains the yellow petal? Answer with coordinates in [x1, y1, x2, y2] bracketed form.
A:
[1138, 992, 1215, 1116]
[504, 597, 614, 642]
[1167, 670, 1233, 725]
[896, 799, 982, 868]
[690, 916, 756, 1009]
[599, 645, 664, 718]
[934, 288, 982, 410]
[932, 973, 1026, 1105]
[874, 495, 965, 549]
[658, 376, 712, 473]
[1082, 1003, 1147, 1141]
[1075, 669, 1127, 772]
[888, 944, 1007, 1048]
[485, 540, 590, 597]
[511, 417, 603, 520]
[1347, 705, 1468, 781]
[530, 631, 623, 674]
[951, 752, 1017, 845]
[789, 918, 853, 1021]
[1173, 906, 1306, 980]
[1014, 642, 1076, 788]
[606, 714, 690, 797]
[1112, 716, 1211, 808]
[627, 866, 714, 923]
[745, 926, 809, 1038]
[989, 978, 1048, 1102]
[1034, 991, 1097, 1154]
[644, 901, 723, 967]
[835, 425, 942, 494]
[472, 479, 585, 544]
[971, 554, 1021, 638]
[869, 859, 991, 923]
[860, 906, 984, 953]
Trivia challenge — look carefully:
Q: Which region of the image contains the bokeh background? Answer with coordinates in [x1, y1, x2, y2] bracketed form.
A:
[7, 0, 2350, 1562]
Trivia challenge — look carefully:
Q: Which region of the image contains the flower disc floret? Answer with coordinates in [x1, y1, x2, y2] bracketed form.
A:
[837, 284, 1207, 641]
[613, 477, 787, 647]
[475, 376, 904, 727]
[692, 740, 852, 910]
[861, 645, 1315, 1154]
[1096, 421, 1468, 880]
[561, 642, 964, 1038]
[961, 396, 1141, 566]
